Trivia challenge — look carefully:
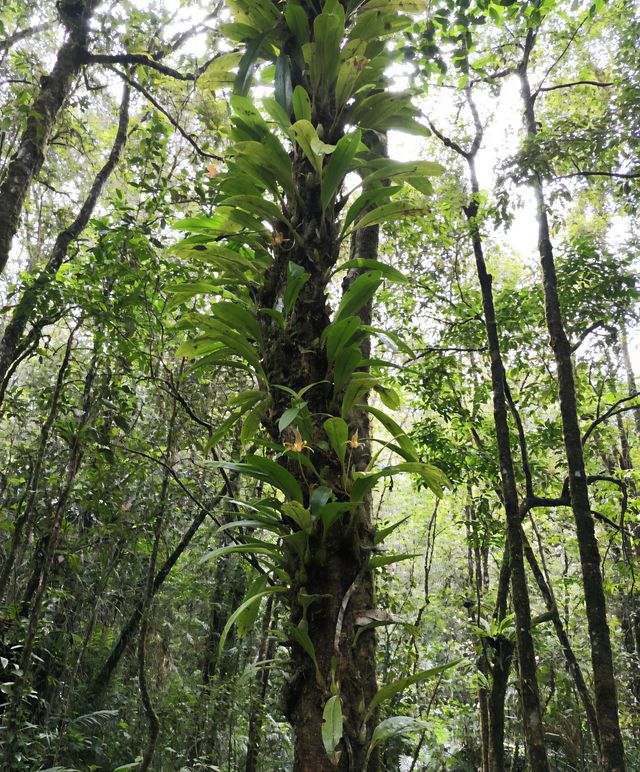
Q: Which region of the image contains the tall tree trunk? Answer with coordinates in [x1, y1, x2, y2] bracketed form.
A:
[0, 0, 101, 276]
[464, 150, 549, 772]
[519, 34, 626, 771]
[522, 528, 600, 749]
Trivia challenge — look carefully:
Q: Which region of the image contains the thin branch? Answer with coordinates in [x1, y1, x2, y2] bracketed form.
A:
[553, 170, 640, 181]
[570, 320, 614, 353]
[582, 393, 640, 445]
[539, 80, 613, 93]
[426, 118, 469, 159]
[82, 52, 194, 80]
[532, 16, 589, 98]
[111, 67, 223, 161]
[0, 22, 49, 52]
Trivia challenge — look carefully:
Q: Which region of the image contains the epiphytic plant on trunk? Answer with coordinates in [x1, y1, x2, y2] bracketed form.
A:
[169, 0, 454, 768]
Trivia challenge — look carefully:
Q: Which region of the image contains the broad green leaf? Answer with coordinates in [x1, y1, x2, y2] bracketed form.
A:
[263, 96, 292, 131]
[279, 404, 303, 433]
[363, 660, 462, 725]
[365, 404, 418, 460]
[341, 373, 380, 419]
[197, 52, 243, 90]
[284, 261, 311, 315]
[234, 139, 294, 198]
[290, 120, 336, 174]
[231, 95, 270, 133]
[368, 716, 428, 757]
[210, 301, 262, 342]
[244, 455, 304, 502]
[334, 271, 382, 323]
[281, 500, 312, 531]
[351, 199, 432, 232]
[373, 384, 401, 411]
[349, 10, 414, 40]
[292, 85, 312, 121]
[284, 2, 310, 44]
[322, 695, 343, 764]
[310, 8, 344, 97]
[227, 0, 280, 34]
[325, 316, 362, 364]
[218, 586, 286, 658]
[333, 345, 362, 392]
[321, 130, 362, 212]
[334, 258, 407, 283]
[324, 417, 349, 466]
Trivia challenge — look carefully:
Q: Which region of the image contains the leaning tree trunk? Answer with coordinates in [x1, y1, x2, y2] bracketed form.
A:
[519, 33, 626, 771]
[0, 84, 129, 392]
[0, 0, 101, 276]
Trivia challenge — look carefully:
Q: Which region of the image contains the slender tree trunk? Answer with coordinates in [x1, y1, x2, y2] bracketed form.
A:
[464, 148, 549, 770]
[0, 325, 77, 599]
[519, 37, 626, 771]
[245, 594, 277, 772]
[138, 393, 180, 771]
[0, 84, 129, 391]
[1, 336, 99, 764]
[619, 325, 640, 438]
[522, 528, 600, 749]
[86, 484, 228, 703]
[0, 0, 101, 276]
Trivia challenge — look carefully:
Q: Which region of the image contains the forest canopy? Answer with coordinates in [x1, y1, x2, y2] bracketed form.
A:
[0, 0, 639, 770]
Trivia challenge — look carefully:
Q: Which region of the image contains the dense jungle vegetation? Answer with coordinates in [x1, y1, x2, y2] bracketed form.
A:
[0, 0, 639, 769]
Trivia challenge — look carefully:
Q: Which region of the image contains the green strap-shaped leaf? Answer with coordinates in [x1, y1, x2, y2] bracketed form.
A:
[351, 199, 432, 232]
[334, 271, 382, 323]
[333, 345, 362, 393]
[362, 660, 462, 726]
[322, 695, 343, 764]
[218, 586, 287, 659]
[290, 120, 336, 174]
[284, 261, 311, 315]
[365, 404, 417, 461]
[234, 33, 269, 96]
[321, 130, 362, 213]
[333, 258, 407, 283]
[292, 85, 312, 121]
[275, 51, 294, 115]
[324, 416, 349, 466]
[324, 316, 362, 364]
